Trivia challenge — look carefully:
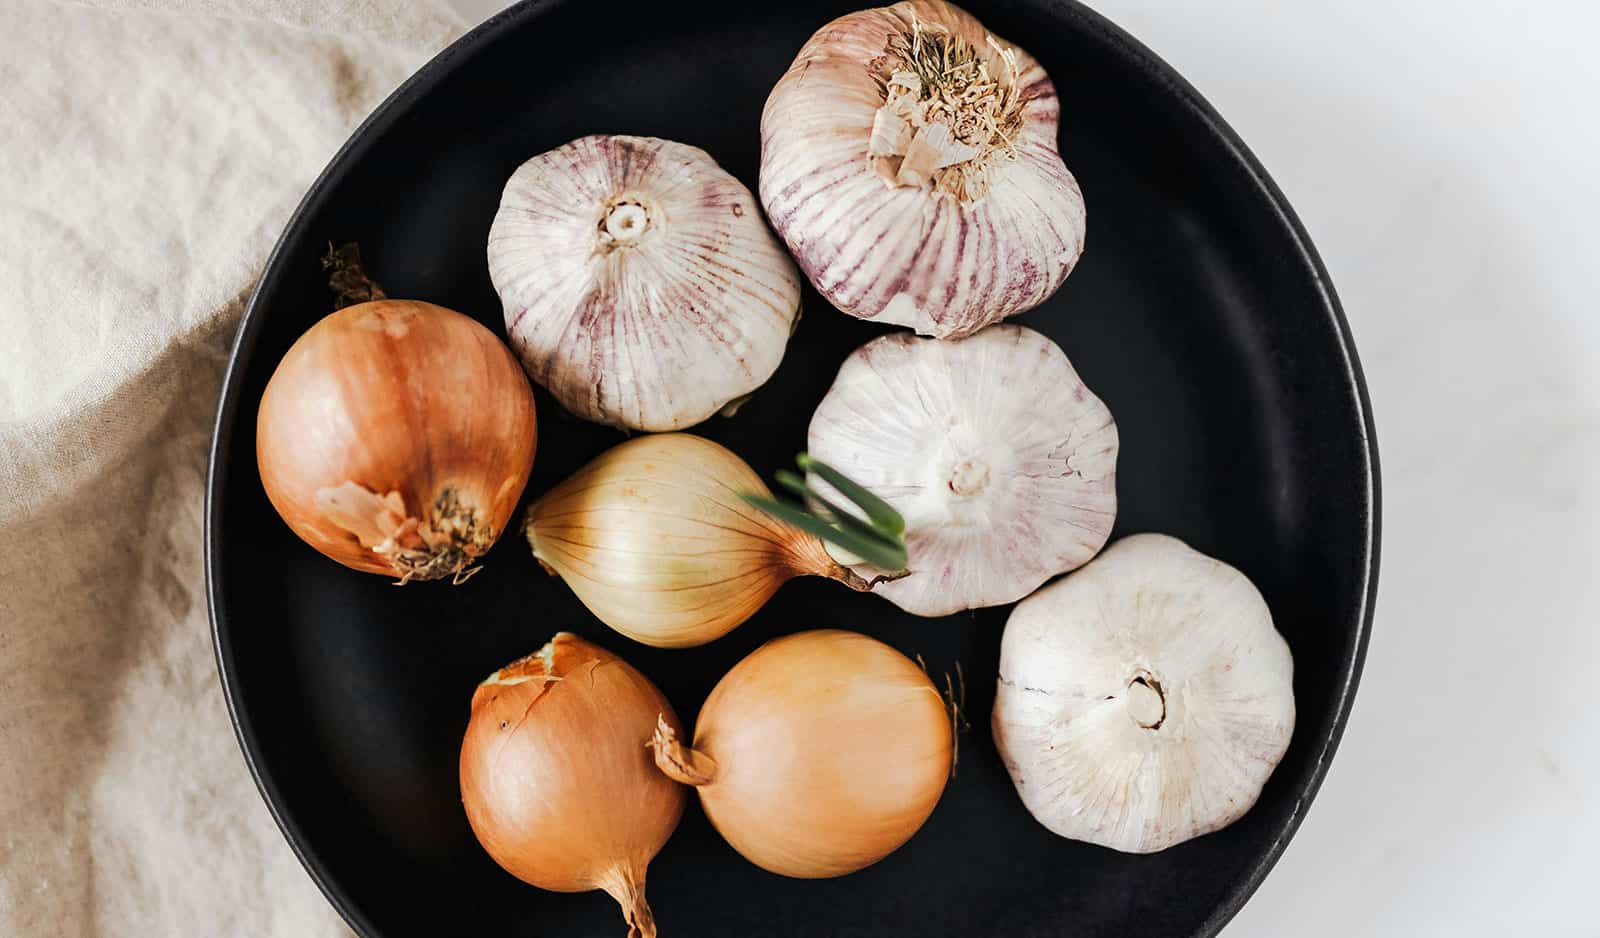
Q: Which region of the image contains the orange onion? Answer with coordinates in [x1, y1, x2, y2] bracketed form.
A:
[651, 629, 951, 877]
[461, 633, 685, 937]
[256, 299, 536, 583]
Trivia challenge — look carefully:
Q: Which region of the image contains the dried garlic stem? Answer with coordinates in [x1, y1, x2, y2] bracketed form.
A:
[869, 18, 1025, 200]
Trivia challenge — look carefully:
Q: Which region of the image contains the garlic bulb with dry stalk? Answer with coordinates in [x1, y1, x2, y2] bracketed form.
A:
[992, 534, 1296, 854]
[460, 633, 685, 938]
[525, 434, 885, 648]
[761, 0, 1085, 338]
[806, 324, 1117, 616]
[488, 135, 802, 431]
[651, 629, 951, 877]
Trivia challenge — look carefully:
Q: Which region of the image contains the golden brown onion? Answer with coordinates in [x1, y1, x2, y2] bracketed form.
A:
[652, 629, 951, 877]
[460, 633, 684, 938]
[256, 300, 537, 582]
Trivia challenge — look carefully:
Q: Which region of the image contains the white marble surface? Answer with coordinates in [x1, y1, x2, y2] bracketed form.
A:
[448, 0, 1600, 933]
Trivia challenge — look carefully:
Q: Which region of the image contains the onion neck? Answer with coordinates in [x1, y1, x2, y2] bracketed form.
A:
[322, 241, 388, 309]
[650, 714, 717, 787]
[779, 531, 881, 593]
[597, 866, 657, 938]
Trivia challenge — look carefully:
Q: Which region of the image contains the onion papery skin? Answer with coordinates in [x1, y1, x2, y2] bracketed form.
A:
[526, 434, 862, 648]
[460, 632, 685, 937]
[653, 629, 951, 877]
[256, 300, 537, 582]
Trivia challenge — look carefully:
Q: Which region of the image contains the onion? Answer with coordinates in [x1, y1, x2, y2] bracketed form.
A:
[525, 434, 877, 648]
[460, 633, 685, 937]
[256, 297, 537, 583]
[651, 629, 951, 877]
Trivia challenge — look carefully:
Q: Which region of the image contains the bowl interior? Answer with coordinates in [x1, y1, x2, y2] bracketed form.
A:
[209, 1, 1376, 935]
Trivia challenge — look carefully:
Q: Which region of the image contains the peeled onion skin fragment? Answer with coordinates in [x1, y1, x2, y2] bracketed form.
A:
[806, 324, 1117, 616]
[992, 534, 1296, 854]
[488, 134, 801, 431]
[760, 0, 1086, 338]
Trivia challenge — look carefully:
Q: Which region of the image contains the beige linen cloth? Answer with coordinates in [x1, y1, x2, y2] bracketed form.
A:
[0, 1, 470, 934]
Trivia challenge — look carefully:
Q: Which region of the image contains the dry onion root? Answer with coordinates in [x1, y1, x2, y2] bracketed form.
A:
[459, 633, 685, 937]
[256, 248, 537, 583]
[651, 629, 951, 877]
[524, 434, 886, 648]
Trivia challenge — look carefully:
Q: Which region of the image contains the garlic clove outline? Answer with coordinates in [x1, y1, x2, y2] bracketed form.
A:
[991, 533, 1296, 854]
[806, 324, 1117, 616]
[489, 135, 802, 431]
[760, 0, 1086, 338]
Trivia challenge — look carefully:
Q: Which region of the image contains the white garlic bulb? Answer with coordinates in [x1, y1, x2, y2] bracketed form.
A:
[760, 0, 1086, 339]
[806, 324, 1116, 616]
[992, 534, 1296, 854]
[488, 135, 801, 431]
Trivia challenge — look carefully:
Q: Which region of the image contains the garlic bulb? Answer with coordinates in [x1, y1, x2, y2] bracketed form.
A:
[760, 0, 1085, 338]
[488, 135, 801, 431]
[806, 324, 1116, 616]
[992, 534, 1296, 854]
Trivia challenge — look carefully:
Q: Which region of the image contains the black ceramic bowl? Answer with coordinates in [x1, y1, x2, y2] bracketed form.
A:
[206, 1, 1379, 935]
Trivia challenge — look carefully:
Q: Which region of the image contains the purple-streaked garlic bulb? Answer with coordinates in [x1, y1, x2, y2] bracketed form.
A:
[488, 135, 802, 431]
[806, 324, 1116, 616]
[992, 534, 1296, 854]
[760, 0, 1085, 339]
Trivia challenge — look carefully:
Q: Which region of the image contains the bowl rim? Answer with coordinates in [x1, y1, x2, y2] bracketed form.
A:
[205, 2, 1381, 935]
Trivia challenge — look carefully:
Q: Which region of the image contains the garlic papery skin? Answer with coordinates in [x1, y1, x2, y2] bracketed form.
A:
[991, 534, 1296, 854]
[488, 135, 802, 431]
[526, 434, 870, 648]
[806, 324, 1117, 616]
[760, 0, 1085, 339]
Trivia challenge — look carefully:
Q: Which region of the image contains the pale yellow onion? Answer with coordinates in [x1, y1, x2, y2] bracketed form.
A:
[651, 629, 951, 877]
[761, 0, 1085, 338]
[459, 633, 685, 937]
[525, 434, 871, 648]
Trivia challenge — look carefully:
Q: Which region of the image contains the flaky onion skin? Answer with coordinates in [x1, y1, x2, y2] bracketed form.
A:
[489, 135, 802, 431]
[652, 630, 950, 878]
[256, 300, 536, 582]
[807, 325, 1117, 616]
[461, 633, 685, 938]
[992, 535, 1295, 854]
[760, 0, 1085, 338]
